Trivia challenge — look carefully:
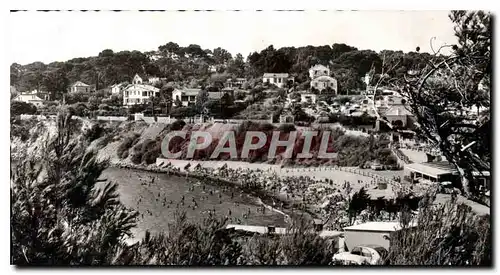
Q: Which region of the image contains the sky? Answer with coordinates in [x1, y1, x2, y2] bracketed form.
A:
[8, 10, 458, 65]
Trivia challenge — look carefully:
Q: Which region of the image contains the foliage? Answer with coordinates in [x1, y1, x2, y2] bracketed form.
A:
[348, 187, 370, 224]
[116, 132, 140, 159]
[11, 109, 138, 265]
[11, 101, 37, 116]
[386, 195, 491, 266]
[278, 218, 335, 265]
[169, 106, 198, 118]
[379, 11, 491, 198]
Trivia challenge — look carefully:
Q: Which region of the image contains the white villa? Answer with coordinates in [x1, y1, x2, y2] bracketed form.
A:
[13, 93, 44, 107]
[172, 88, 233, 107]
[172, 88, 200, 107]
[309, 64, 337, 94]
[111, 83, 127, 95]
[310, 75, 338, 94]
[309, 64, 330, 79]
[122, 74, 160, 106]
[70, 81, 92, 93]
[262, 73, 294, 88]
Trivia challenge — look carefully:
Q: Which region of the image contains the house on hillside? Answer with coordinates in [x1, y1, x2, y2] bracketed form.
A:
[111, 83, 127, 95]
[262, 73, 294, 88]
[27, 89, 50, 101]
[310, 75, 338, 94]
[13, 93, 44, 107]
[172, 88, 200, 107]
[225, 78, 246, 89]
[379, 104, 413, 128]
[70, 81, 92, 93]
[122, 74, 160, 106]
[172, 88, 235, 107]
[309, 64, 330, 79]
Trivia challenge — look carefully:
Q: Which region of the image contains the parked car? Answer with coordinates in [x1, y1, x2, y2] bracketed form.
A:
[371, 163, 384, 170]
[385, 164, 401, 170]
[333, 245, 388, 265]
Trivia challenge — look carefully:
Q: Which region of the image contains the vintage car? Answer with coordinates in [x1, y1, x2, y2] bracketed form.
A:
[332, 245, 388, 265]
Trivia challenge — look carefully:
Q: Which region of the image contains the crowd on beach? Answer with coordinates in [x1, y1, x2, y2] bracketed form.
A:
[132, 171, 280, 226]
[119, 159, 427, 230]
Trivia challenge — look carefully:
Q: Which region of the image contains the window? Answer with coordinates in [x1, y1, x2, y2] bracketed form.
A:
[142, 91, 147, 97]
[351, 247, 363, 256]
[361, 248, 372, 258]
[314, 82, 318, 87]
[181, 96, 188, 101]
[324, 70, 327, 74]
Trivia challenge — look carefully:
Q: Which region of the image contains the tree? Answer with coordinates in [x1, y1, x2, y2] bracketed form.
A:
[278, 218, 334, 265]
[213, 47, 232, 65]
[331, 43, 358, 60]
[11, 101, 37, 116]
[228, 53, 245, 77]
[195, 89, 209, 113]
[185, 44, 206, 59]
[43, 68, 69, 100]
[381, 11, 491, 198]
[11, 109, 138, 265]
[387, 195, 491, 265]
[158, 42, 180, 58]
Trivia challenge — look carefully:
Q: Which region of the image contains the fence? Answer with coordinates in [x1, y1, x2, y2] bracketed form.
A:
[210, 118, 274, 124]
[279, 165, 399, 185]
[19, 114, 56, 120]
[96, 116, 128, 122]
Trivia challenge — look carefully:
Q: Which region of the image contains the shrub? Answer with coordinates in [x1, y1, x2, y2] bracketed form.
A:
[117, 132, 140, 159]
[386, 196, 491, 265]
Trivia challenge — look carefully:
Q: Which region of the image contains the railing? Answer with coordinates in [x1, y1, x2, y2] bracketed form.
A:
[391, 145, 413, 164]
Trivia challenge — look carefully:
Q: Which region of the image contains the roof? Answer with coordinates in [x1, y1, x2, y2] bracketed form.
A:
[72, 81, 89, 87]
[111, 83, 127, 88]
[319, 230, 344, 238]
[173, 88, 201, 96]
[344, 221, 415, 232]
[384, 105, 412, 116]
[226, 224, 288, 234]
[226, 224, 343, 238]
[123, 84, 160, 92]
[434, 194, 490, 216]
[263, 73, 289, 78]
[310, 64, 329, 71]
[133, 74, 143, 81]
[404, 162, 456, 178]
[14, 94, 44, 102]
